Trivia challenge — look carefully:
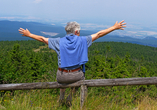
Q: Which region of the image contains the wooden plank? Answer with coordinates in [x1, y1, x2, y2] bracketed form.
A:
[0, 81, 82, 91]
[85, 77, 157, 87]
[80, 85, 87, 109]
[0, 77, 157, 91]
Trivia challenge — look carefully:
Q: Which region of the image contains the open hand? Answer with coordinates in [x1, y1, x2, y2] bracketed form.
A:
[18, 28, 31, 37]
[113, 20, 126, 30]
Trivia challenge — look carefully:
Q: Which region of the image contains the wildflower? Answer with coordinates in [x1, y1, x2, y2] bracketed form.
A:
[30, 101, 33, 107]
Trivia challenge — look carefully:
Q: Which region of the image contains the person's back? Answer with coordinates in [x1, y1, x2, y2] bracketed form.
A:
[48, 22, 92, 84]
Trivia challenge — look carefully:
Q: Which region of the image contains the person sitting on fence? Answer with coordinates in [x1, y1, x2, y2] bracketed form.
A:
[18, 20, 126, 106]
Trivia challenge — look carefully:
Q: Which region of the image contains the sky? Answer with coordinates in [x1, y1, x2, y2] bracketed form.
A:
[0, 0, 157, 38]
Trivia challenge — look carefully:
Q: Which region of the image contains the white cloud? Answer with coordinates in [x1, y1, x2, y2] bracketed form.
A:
[0, 17, 16, 19]
[0, 16, 42, 22]
[34, 0, 42, 3]
[80, 23, 111, 30]
[41, 31, 58, 36]
[139, 31, 157, 36]
[127, 31, 137, 34]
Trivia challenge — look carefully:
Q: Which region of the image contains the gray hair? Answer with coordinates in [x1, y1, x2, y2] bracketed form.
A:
[65, 21, 80, 34]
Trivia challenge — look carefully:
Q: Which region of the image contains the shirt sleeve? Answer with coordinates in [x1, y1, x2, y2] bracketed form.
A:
[48, 38, 60, 52]
[86, 35, 92, 47]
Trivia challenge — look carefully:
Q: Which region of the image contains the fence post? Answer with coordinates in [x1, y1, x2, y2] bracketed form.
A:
[80, 84, 88, 109]
[59, 88, 65, 105]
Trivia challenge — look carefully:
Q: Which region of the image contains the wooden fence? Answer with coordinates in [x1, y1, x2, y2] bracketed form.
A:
[1, 77, 157, 109]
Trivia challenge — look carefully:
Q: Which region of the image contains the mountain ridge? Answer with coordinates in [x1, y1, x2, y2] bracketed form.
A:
[1, 20, 157, 47]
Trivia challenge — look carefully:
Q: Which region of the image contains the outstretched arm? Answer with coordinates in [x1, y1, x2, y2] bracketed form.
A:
[91, 20, 126, 42]
[18, 28, 48, 44]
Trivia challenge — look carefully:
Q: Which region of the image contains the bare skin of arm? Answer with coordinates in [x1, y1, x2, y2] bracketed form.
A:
[18, 28, 49, 44]
[91, 20, 126, 42]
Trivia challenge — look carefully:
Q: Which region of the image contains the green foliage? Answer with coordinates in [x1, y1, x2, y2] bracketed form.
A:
[1, 40, 157, 106]
[85, 42, 157, 104]
[0, 40, 57, 83]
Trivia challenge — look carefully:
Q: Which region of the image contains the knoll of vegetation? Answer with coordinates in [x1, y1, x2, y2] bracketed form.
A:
[1, 40, 157, 109]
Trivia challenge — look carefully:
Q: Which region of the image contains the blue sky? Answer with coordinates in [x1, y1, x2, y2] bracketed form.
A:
[0, 0, 157, 38]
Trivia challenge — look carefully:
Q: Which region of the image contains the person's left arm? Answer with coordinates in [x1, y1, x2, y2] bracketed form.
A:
[19, 28, 48, 44]
[91, 20, 126, 42]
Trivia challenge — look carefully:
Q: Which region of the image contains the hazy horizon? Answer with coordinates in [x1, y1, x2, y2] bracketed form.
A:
[0, 0, 157, 38]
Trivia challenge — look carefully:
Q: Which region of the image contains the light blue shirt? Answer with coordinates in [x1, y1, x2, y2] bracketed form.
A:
[48, 35, 92, 70]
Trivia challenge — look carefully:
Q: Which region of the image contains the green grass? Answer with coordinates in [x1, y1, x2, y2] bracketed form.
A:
[1, 89, 157, 110]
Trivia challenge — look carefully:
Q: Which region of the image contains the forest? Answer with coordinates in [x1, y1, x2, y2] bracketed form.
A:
[1, 40, 157, 109]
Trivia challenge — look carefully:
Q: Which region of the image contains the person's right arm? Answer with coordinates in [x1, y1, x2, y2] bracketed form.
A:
[91, 20, 126, 42]
[18, 28, 48, 44]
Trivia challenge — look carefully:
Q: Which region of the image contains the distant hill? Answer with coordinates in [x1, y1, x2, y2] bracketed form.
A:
[0, 20, 67, 41]
[1, 20, 157, 47]
[0, 20, 94, 41]
[95, 35, 157, 47]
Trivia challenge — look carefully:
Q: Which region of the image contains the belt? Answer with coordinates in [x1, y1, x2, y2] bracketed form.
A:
[58, 67, 81, 73]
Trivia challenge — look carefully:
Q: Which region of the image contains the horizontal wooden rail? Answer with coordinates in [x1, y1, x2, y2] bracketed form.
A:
[0, 77, 157, 91]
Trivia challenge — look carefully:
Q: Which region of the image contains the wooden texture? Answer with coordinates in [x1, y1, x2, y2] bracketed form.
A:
[80, 85, 87, 109]
[59, 89, 65, 102]
[1, 77, 157, 91]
